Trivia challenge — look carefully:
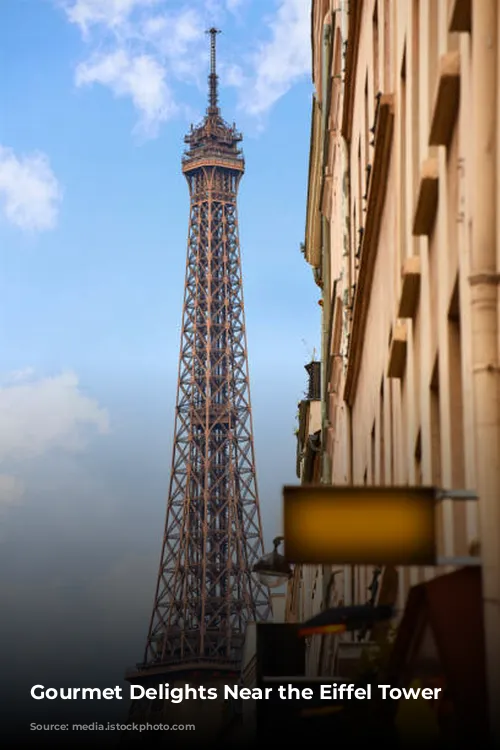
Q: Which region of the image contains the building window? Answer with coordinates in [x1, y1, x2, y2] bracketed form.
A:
[430, 358, 443, 552]
[373, 1, 380, 95]
[379, 380, 385, 484]
[332, 28, 343, 124]
[370, 421, 376, 484]
[357, 136, 363, 229]
[447, 280, 465, 489]
[351, 202, 357, 295]
[430, 359, 441, 486]
[400, 370, 408, 483]
[400, 46, 407, 263]
[356, 137, 363, 276]
[383, 0, 391, 92]
[428, 0, 438, 119]
[415, 430, 422, 485]
[410, 0, 420, 259]
[389, 380, 395, 483]
[448, 279, 467, 556]
[364, 75, 370, 170]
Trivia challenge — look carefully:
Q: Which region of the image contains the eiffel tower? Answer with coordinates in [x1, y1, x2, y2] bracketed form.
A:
[125, 28, 270, 739]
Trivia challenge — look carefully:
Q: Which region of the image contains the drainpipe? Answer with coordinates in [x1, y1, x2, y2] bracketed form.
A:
[471, 1, 500, 742]
[339, 0, 354, 609]
[343, 125, 354, 604]
[339, 0, 353, 487]
[341, 136, 353, 486]
[320, 15, 333, 485]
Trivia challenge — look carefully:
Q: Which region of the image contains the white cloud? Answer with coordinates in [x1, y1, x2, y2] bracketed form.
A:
[0, 146, 62, 232]
[138, 8, 205, 81]
[243, 0, 311, 116]
[141, 9, 202, 55]
[202, 0, 244, 17]
[225, 0, 244, 12]
[0, 369, 109, 462]
[220, 61, 245, 88]
[4, 367, 36, 384]
[58, 0, 310, 135]
[63, 0, 159, 35]
[76, 49, 177, 136]
[66, 2, 204, 135]
[0, 474, 25, 506]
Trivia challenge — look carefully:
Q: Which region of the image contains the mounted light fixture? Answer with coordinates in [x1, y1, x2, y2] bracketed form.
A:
[252, 536, 293, 588]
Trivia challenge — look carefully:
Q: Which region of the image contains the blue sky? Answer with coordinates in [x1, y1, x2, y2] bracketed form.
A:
[0, 0, 319, 719]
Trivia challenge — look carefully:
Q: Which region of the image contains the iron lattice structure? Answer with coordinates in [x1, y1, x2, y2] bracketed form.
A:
[142, 29, 270, 674]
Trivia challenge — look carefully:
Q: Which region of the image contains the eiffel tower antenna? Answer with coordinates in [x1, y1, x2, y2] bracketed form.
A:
[206, 27, 221, 114]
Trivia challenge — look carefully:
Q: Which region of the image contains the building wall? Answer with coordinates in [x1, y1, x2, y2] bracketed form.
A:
[293, 0, 499, 681]
[287, 387, 323, 672]
[337, 0, 478, 611]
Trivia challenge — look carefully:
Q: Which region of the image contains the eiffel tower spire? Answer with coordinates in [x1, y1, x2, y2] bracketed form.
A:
[206, 27, 220, 114]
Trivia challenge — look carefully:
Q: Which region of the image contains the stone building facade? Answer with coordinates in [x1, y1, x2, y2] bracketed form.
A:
[287, 0, 499, 741]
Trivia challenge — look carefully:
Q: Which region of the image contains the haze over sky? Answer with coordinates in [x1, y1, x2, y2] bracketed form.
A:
[0, 0, 319, 718]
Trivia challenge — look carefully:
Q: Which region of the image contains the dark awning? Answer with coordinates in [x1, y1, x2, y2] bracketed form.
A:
[299, 604, 394, 636]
